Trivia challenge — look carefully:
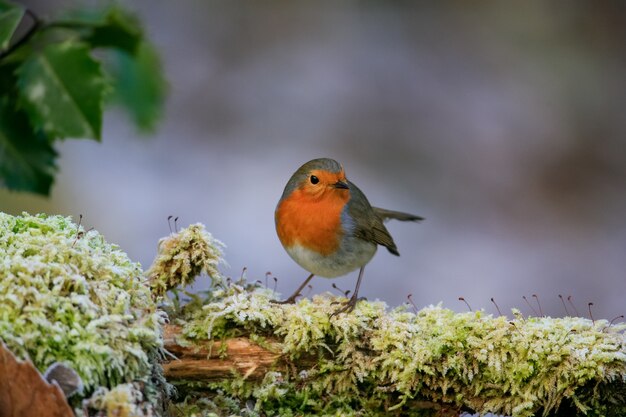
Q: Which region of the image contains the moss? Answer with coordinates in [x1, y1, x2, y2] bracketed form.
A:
[78, 382, 158, 417]
[0, 212, 165, 392]
[167, 389, 260, 417]
[3, 212, 625, 416]
[146, 223, 225, 299]
[179, 284, 626, 417]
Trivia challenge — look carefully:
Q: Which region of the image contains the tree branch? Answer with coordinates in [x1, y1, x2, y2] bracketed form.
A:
[162, 325, 283, 382]
[161, 324, 464, 415]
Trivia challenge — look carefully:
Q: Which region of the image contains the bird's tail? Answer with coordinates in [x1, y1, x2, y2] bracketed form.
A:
[373, 207, 423, 222]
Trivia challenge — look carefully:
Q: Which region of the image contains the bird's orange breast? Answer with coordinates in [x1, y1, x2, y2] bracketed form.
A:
[276, 189, 349, 256]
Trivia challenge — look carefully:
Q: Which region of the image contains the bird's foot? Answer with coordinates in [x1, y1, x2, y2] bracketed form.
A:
[330, 296, 366, 317]
[271, 296, 297, 305]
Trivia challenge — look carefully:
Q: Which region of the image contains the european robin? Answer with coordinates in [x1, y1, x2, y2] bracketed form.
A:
[275, 158, 422, 313]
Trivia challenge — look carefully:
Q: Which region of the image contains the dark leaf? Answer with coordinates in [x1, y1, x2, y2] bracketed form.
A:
[82, 6, 143, 54]
[0, 96, 57, 195]
[110, 41, 167, 132]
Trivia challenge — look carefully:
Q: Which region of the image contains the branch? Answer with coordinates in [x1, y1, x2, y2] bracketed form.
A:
[0, 9, 41, 60]
[162, 325, 282, 381]
[162, 324, 458, 414]
[161, 290, 626, 417]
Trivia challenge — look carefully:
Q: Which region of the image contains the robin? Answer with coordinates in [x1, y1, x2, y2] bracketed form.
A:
[275, 158, 422, 313]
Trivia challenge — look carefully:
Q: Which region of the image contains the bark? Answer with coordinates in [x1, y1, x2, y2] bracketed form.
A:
[162, 325, 282, 382]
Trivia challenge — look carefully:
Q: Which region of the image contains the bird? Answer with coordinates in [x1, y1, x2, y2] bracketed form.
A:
[274, 158, 422, 314]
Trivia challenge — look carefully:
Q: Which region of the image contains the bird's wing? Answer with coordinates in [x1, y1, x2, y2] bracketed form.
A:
[346, 181, 400, 256]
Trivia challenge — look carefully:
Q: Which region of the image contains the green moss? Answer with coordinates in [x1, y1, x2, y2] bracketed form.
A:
[3, 212, 625, 416]
[168, 389, 260, 417]
[179, 285, 626, 417]
[146, 223, 225, 299]
[0, 212, 165, 392]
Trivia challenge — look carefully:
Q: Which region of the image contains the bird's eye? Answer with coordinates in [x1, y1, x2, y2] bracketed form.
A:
[310, 175, 319, 185]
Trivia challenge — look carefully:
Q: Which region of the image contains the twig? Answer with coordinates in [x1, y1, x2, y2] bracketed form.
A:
[0, 9, 41, 60]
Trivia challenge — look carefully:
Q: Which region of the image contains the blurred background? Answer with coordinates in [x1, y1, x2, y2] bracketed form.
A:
[3, 1, 626, 319]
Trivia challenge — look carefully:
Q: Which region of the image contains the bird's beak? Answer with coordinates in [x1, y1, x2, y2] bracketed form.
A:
[333, 180, 349, 190]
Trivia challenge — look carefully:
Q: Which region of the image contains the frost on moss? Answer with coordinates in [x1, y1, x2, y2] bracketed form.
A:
[0, 212, 165, 392]
[146, 223, 225, 299]
[179, 285, 626, 417]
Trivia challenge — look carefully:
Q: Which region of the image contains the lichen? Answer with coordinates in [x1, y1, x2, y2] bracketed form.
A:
[0, 212, 165, 392]
[146, 223, 225, 299]
[179, 284, 626, 417]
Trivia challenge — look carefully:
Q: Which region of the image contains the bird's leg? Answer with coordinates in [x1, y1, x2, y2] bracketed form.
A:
[272, 273, 315, 304]
[331, 266, 367, 316]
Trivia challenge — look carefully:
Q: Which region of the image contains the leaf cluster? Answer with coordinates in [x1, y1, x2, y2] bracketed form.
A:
[0, 1, 166, 195]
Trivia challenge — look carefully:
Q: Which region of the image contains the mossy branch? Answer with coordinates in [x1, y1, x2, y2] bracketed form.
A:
[148, 223, 626, 416]
[2, 212, 625, 417]
[167, 289, 626, 417]
[162, 324, 461, 415]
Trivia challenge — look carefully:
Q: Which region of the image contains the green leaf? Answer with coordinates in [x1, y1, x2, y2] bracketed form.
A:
[83, 6, 143, 54]
[60, 6, 143, 54]
[110, 41, 167, 132]
[0, 59, 17, 95]
[0, 1, 24, 50]
[0, 97, 57, 195]
[16, 41, 108, 140]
